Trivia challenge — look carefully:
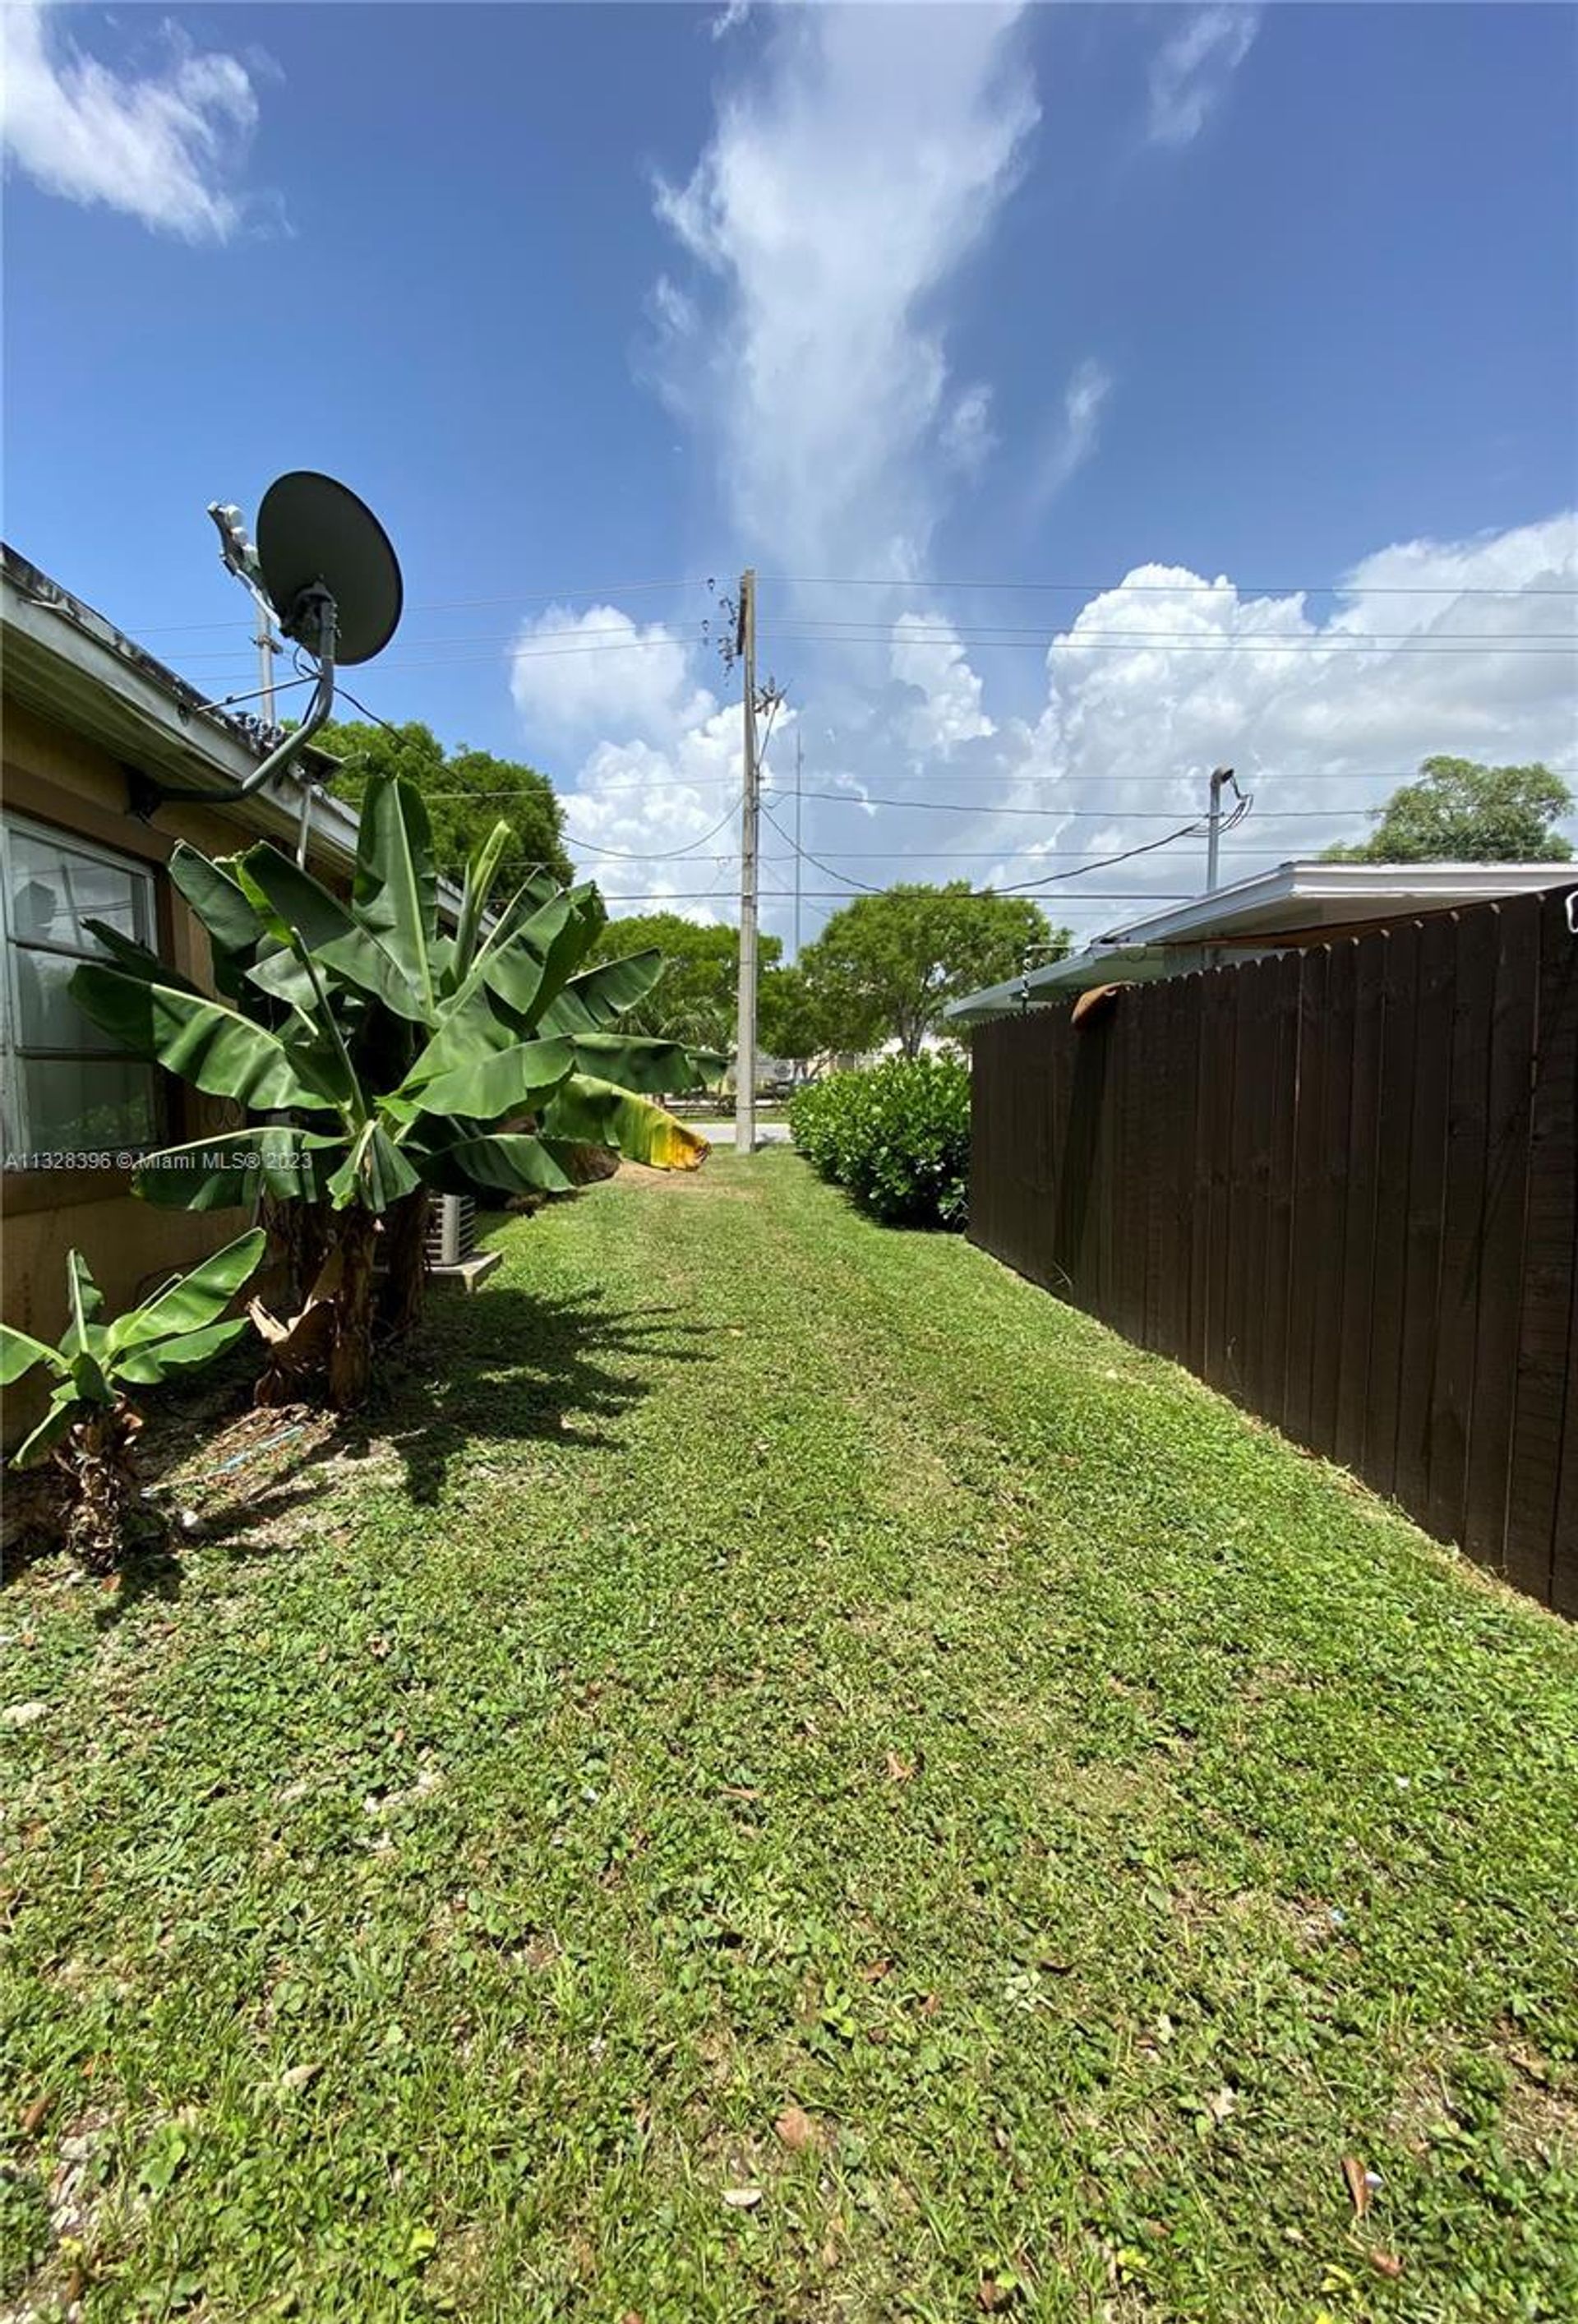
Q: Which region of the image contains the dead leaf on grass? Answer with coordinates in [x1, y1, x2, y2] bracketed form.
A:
[776, 2105, 820, 2152]
[1341, 2155, 1372, 2217]
[858, 1957, 892, 1983]
[722, 2185, 763, 2209]
[20, 2095, 51, 2136]
[884, 1750, 916, 1783]
[1367, 2251, 1404, 2279]
[279, 2062, 322, 2092]
[1207, 2085, 1237, 2123]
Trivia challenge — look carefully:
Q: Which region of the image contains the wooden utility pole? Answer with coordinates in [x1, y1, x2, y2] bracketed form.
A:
[734, 569, 759, 1154]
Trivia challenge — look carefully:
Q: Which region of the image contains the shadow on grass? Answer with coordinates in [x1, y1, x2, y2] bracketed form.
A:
[0, 1282, 711, 1624]
[179, 1282, 713, 1554]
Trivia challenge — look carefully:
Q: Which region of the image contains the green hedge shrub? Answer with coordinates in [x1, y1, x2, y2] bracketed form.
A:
[788, 1055, 971, 1228]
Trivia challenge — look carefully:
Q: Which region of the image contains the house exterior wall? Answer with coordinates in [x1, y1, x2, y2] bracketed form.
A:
[2, 697, 341, 1408]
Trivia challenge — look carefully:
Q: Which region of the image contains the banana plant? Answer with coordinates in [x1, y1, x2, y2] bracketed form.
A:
[70, 771, 720, 1407]
[1, 1231, 265, 1569]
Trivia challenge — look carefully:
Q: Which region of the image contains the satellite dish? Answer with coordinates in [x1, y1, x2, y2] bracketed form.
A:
[256, 470, 403, 666]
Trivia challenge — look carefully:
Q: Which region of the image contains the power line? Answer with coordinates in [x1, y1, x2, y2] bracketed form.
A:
[765, 629, 1576, 658]
[782, 618, 1577, 646]
[758, 796, 1230, 900]
[565, 797, 742, 862]
[592, 889, 1200, 904]
[127, 571, 1578, 639]
[775, 785, 1381, 819]
[168, 631, 702, 670]
[123, 578, 718, 636]
[755, 844, 1294, 862]
[760, 573, 1578, 598]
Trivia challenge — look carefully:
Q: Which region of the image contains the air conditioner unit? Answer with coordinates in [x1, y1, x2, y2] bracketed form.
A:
[425, 1193, 475, 1269]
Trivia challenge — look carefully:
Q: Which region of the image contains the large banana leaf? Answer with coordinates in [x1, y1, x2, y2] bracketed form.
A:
[566, 1033, 724, 1096]
[82, 922, 205, 996]
[0, 1324, 66, 1388]
[168, 844, 270, 959]
[116, 1316, 253, 1387]
[538, 949, 664, 1035]
[132, 1128, 347, 1212]
[485, 885, 602, 1028]
[407, 1037, 573, 1121]
[72, 966, 348, 1114]
[238, 844, 427, 1023]
[106, 1228, 266, 1356]
[420, 1131, 572, 1197]
[539, 1074, 708, 1171]
[399, 982, 521, 1089]
[478, 890, 567, 1025]
[353, 774, 436, 1011]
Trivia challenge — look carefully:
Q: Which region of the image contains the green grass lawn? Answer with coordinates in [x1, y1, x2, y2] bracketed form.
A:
[3, 1153, 1576, 2322]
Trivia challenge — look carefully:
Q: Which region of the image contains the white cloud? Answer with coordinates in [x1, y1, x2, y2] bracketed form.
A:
[541, 513, 1576, 949]
[0, 0, 266, 242]
[559, 703, 750, 920]
[1033, 358, 1112, 507]
[711, 0, 751, 42]
[649, 1, 1038, 575]
[941, 384, 997, 478]
[890, 614, 995, 753]
[509, 606, 716, 746]
[1147, 7, 1258, 150]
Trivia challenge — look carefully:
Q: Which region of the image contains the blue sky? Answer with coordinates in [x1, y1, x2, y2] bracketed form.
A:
[4, 2, 1576, 946]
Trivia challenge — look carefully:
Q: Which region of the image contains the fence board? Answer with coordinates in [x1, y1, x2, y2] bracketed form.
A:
[1509, 890, 1578, 1606]
[1284, 948, 1330, 1448]
[1463, 897, 1540, 1565]
[1362, 923, 1422, 1501]
[1393, 913, 1457, 1523]
[1335, 935, 1387, 1472]
[1224, 963, 1264, 1398]
[1202, 971, 1237, 1391]
[1308, 940, 1357, 1458]
[1427, 907, 1499, 1546]
[966, 885, 1577, 1613]
[1261, 954, 1301, 1429]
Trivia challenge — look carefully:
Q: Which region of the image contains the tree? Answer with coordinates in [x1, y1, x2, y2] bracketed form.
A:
[758, 963, 827, 1070]
[797, 885, 1068, 1057]
[1325, 757, 1574, 865]
[72, 779, 713, 1410]
[589, 913, 787, 1056]
[315, 718, 573, 892]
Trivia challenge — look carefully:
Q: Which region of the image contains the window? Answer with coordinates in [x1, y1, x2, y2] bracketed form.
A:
[0, 815, 163, 1163]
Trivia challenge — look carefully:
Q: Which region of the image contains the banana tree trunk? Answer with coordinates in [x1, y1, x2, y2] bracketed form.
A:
[326, 1208, 377, 1411]
[264, 1189, 334, 1313]
[59, 1400, 146, 1572]
[251, 1208, 378, 1411]
[378, 1188, 431, 1342]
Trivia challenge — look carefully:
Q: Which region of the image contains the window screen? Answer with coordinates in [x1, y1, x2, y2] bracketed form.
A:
[1, 816, 163, 1162]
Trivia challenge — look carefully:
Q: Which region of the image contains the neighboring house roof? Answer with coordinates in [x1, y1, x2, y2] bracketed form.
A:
[2, 541, 362, 873]
[946, 857, 1578, 1026]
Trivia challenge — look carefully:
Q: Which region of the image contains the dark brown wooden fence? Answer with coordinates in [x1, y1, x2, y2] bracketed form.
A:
[968, 887, 1578, 1611]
